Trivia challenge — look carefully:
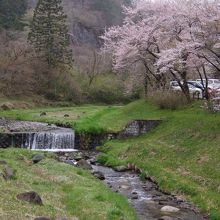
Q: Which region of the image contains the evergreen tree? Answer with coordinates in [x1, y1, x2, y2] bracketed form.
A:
[0, 0, 27, 30]
[28, 0, 72, 66]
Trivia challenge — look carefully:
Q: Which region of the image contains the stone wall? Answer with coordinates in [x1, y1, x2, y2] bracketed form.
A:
[118, 120, 161, 139]
[74, 132, 117, 150]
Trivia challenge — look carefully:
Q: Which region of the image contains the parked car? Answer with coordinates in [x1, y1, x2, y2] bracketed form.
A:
[196, 79, 220, 97]
[196, 79, 220, 90]
[170, 81, 203, 99]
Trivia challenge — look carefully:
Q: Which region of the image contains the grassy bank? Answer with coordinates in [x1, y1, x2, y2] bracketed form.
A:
[97, 101, 220, 220]
[0, 148, 138, 220]
[0, 100, 220, 219]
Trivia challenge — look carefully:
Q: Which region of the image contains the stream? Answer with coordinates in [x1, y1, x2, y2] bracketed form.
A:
[0, 120, 208, 220]
[58, 151, 207, 220]
[92, 165, 206, 220]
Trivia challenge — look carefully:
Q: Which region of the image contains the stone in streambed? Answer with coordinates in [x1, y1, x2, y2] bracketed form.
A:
[119, 184, 131, 190]
[17, 191, 43, 205]
[92, 171, 105, 180]
[77, 159, 92, 170]
[160, 206, 180, 213]
[89, 157, 97, 165]
[113, 166, 128, 172]
[131, 194, 138, 200]
[68, 152, 83, 161]
[32, 155, 44, 164]
[64, 160, 77, 166]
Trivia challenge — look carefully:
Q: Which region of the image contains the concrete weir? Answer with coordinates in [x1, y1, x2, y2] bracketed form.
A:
[0, 119, 161, 150]
[0, 120, 75, 151]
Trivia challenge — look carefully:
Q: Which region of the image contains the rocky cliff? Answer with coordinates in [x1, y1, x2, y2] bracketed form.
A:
[28, 0, 130, 48]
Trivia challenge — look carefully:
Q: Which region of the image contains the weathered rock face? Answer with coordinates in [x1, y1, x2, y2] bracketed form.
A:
[118, 120, 162, 139]
[28, 0, 130, 48]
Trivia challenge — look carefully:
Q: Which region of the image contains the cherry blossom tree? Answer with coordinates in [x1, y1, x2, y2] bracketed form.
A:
[101, 0, 166, 96]
[101, 0, 220, 101]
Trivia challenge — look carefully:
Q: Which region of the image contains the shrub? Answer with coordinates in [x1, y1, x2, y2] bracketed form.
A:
[86, 74, 132, 104]
[150, 90, 188, 110]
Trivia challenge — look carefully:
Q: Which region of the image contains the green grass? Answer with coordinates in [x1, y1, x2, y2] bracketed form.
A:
[0, 105, 121, 133]
[1, 100, 220, 219]
[0, 148, 138, 220]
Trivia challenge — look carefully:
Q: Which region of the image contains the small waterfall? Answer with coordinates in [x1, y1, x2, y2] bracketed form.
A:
[23, 128, 75, 152]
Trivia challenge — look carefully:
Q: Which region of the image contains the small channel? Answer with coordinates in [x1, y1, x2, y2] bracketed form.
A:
[91, 163, 207, 220]
[58, 150, 208, 220]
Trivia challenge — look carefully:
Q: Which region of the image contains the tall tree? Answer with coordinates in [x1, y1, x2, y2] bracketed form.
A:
[101, 0, 220, 101]
[0, 0, 27, 30]
[28, 0, 72, 67]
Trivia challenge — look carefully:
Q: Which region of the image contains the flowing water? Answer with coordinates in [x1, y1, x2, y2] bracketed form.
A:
[0, 120, 76, 151]
[91, 164, 207, 220]
[25, 128, 75, 151]
[23, 128, 75, 151]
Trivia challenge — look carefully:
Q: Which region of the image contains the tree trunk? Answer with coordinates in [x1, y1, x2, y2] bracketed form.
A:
[144, 73, 148, 98]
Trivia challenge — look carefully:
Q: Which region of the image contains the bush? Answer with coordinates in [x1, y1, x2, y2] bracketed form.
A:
[86, 74, 132, 104]
[150, 90, 188, 110]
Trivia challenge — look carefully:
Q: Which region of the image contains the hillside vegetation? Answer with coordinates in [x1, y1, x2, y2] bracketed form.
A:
[0, 100, 220, 219]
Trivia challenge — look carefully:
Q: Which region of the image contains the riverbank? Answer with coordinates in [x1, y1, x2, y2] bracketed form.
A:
[0, 148, 138, 220]
[0, 100, 220, 219]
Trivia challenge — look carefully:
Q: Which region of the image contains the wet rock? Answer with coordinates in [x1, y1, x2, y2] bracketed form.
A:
[64, 160, 77, 166]
[114, 166, 128, 172]
[92, 171, 105, 180]
[34, 218, 50, 220]
[120, 184, 130, 190]
[17, 191, 43, 205]
[58, 156, 67, 162]
[40, 112, 47, 116]
[89, 157, 97, 165]
[0, 160, 7, 165]
[159, 201, 167, 205]
[160, 206, 180, 213]
[68, 152, 83, 161]
[158, 216, 174, 220]
[32, 155, 44, 164]
[131, 194, 138, 199]
[2, 166, 14, 180]
[77, 159, 92, 170]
